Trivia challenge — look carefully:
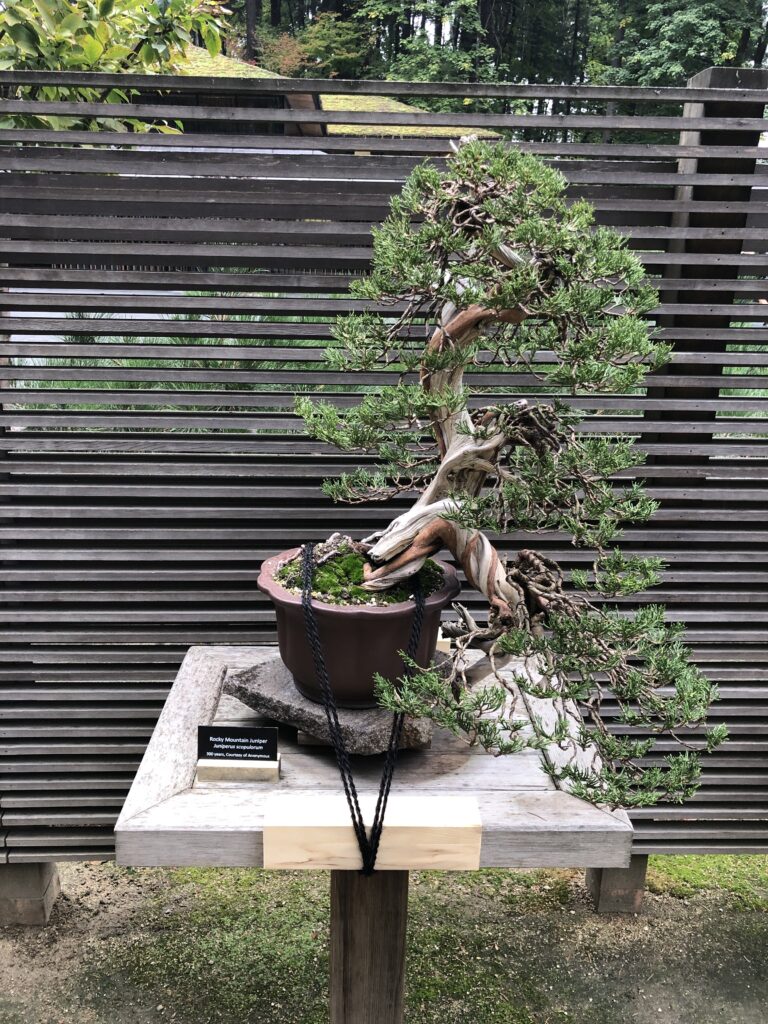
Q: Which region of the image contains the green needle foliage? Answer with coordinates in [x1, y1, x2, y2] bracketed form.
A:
[299, 139, 726, 809]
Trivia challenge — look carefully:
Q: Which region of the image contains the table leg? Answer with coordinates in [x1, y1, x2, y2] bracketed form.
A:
[330, 869, 409, 1024]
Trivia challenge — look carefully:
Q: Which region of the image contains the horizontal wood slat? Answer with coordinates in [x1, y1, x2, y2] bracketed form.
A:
[1, 70, 767, 102]
[0, 128, 766, 159]
[2, 70, 768, 859]
[4, 97, 768, 131]
[4, 268, 768, 293]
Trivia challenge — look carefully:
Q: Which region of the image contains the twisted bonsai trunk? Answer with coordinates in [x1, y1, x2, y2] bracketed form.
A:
[361, 293, 530, 627]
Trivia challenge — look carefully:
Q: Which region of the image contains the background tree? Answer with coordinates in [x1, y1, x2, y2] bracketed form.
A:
[297, 140, 727, 808]
[225, 0, 768, 86]
[607, 0, 768, 85]
[243, 0, 262, 59]
[0, 0, 230, 129]
[297, 12, 375, 78]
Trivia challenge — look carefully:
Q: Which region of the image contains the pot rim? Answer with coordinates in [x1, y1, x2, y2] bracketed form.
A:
[257, 546, 461, 616]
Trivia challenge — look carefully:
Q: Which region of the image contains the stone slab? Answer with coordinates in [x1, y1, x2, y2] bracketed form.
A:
[226, 650, 432, 755]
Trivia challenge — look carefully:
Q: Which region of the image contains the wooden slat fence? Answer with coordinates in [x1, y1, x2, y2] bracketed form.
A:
[1, 67, 767, 862]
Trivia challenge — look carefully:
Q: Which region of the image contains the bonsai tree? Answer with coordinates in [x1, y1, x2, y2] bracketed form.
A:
[296, 139, 726, 808]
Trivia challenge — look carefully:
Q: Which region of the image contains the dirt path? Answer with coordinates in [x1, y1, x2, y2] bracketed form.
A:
[0, 860, 766, 1024]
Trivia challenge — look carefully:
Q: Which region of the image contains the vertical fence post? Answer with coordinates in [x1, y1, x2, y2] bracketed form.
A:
[648, 64, 768, 453]
[0, 286, 61, 925]
[1, 281, 61, 918]
[0, 283, 10, 888]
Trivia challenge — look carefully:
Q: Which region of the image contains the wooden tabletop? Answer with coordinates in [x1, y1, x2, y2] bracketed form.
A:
[115, 646, 632, 870]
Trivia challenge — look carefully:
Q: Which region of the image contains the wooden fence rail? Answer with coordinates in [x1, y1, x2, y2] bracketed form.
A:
[1, 66, 767, 862]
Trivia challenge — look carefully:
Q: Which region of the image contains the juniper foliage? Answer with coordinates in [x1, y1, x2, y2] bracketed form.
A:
[298, 140, 726, 808]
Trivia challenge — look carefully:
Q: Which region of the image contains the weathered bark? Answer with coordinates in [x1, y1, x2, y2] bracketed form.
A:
[361, 275, 531, 621]
[244, 0, 261, 59]
[364, 504, 522, 623]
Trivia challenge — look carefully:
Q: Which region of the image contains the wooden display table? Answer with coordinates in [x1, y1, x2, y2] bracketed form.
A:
[116, 646, 632, 1024]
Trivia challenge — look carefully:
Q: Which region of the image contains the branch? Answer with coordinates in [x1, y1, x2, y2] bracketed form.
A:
[420, 300, 528, 458]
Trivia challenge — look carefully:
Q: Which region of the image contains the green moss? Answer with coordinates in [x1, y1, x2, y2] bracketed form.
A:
[84, 867, 570, 1024]
[78, 859, 768, 1024]
[647, 854, 768, 910]
[176, 45, 280, 79]
[173, 47, 498, 138]
[275, 547, 445, 606]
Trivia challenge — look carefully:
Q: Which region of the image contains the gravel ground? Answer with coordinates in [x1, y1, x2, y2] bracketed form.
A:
[0, 859, 766, 1024]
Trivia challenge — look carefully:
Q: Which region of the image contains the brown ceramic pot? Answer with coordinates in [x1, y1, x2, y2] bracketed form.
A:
[258, 547, 461, 708]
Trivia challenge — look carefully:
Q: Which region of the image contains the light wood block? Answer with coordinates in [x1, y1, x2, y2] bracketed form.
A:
[263, 793, 482, 871]
[195, 755, 281, 783]
[435, 628, 452, 654]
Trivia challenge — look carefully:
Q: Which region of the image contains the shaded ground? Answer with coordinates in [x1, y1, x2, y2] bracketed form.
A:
[0, 857, 766, 1024]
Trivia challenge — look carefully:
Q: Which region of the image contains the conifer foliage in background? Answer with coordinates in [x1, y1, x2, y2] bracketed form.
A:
[232, 0, 768, 86]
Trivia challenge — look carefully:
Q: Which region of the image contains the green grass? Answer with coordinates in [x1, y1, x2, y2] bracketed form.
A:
[647, 855, 768, 910]
[720, 338, 768, 424]
[12, 304, 339, 414]
[93, 869, 330, 1022]
[78, 857, 768, 1024]
[85, 867, 573, 1024]
[320, 91, 497, 139]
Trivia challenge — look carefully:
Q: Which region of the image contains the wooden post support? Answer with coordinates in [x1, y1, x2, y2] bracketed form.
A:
[586, 854, 648, 915]
[0, 863, 61, 926]
[330, 870, 409, 1024]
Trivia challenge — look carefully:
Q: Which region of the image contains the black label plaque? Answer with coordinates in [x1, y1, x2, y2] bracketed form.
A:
[197, 725, 278, 762]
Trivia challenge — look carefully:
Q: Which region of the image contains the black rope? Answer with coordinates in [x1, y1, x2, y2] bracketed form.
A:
[300, 542, 425, 875]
